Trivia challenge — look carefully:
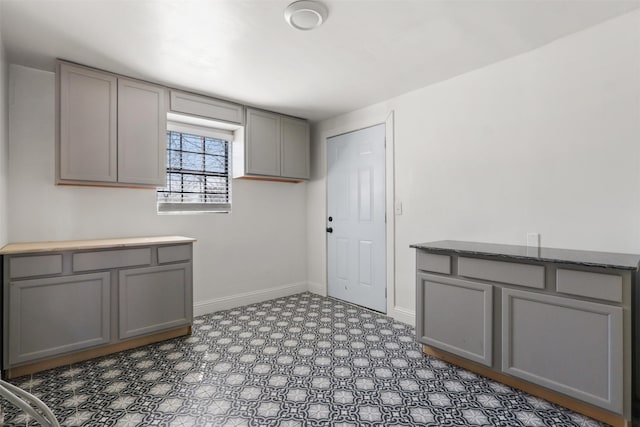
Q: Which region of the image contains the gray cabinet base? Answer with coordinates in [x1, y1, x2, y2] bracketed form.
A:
[422, 344, 631, 427]
[4, 325, 191, 379]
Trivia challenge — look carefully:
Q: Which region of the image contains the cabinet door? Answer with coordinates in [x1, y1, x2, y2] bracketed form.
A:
[170, 90, 244, 124]
[59, 63, 117, 182]
[245, 108, 281, 176]
[281, 116, 310, 180]
[7, 273, 110, 366]
[416, 273, 493, 366]
[117, 78, 167, 186]
[119, 263, 192, 339]
[502, 288, 623, 414]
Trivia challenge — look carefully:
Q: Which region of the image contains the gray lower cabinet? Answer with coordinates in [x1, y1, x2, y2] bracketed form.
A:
[417, 273, 493, 366]
[502, 288, 623, 413]
[8, 272, 110, 365]
[412, 242, 635, 424]
[2, 239, 194, 375]
[119, 263, 192, 339]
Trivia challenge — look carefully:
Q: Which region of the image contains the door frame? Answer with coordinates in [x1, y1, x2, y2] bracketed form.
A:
[320, 111, 403, 320]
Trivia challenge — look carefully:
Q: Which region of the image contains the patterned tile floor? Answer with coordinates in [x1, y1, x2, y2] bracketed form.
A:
[0, 292, 605, 426]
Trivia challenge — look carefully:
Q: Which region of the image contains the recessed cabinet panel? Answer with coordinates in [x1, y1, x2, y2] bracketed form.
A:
[73, 248, 151, 272]
[416, 251, 451, 274]
[170, 90, 243, 124]
[459, 257, 545, 289]
[502, 288, 623, 414]
[9, 254, 63, 279]
[59, 63, 117, 182]
[246, 109, 281, 176]
[119, 264, 192, 339]
[417, 273, 493, 366]
[556, 269, 622, 303]
[281, 116, 310, 179]
[117, 78, 167, 186]
[157, 244, 192, 264]
[9, 273, 110, 365]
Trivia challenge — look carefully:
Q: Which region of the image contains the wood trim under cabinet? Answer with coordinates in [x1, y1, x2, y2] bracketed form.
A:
[422, 344, 631, 427]
[4, 326, 191, 379]
[235, 176, 304, 183]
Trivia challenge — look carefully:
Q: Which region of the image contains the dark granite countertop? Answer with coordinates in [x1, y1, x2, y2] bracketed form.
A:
[410, 240, 640, 271]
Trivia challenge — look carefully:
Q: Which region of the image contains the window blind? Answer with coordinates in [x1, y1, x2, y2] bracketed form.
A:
[157, 129, 231, 213]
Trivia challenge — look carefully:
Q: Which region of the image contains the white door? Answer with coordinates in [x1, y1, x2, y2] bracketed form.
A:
[327, 124, 386, 313]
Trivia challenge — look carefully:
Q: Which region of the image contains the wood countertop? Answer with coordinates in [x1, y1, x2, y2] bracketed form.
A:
[0, 236, 196, 255]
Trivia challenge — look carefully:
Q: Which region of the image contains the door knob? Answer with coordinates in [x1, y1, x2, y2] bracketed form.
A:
[326, 227, 333, 233]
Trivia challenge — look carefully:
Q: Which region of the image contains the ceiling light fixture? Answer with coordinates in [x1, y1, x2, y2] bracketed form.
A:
[284, 0, 328, 31]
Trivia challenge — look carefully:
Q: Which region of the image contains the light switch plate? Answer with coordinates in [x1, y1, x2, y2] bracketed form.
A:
[526, 233, 540, 248]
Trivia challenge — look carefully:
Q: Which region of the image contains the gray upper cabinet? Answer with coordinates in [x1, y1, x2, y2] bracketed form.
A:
[239, 108, 310, 181]
[117, 78, 166, 186]
[246, 108, 281, 177]
[281, 116, 311, 180]
[57, 61, 166, 187]
[59, 63, 117, 182]
[170, 90, 244, 125]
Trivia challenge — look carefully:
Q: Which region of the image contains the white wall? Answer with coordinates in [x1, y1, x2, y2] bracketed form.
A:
[0, 10, 9, 248]
[8, 65, 308, 312]
[308, 10, 640, 322]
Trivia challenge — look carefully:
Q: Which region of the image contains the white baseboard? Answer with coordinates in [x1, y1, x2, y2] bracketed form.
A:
[194, 282, 308, 316]
[389, 306, 415, 326]
[307, 281, 327, 296]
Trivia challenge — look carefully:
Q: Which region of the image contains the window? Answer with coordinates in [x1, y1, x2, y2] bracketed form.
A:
[157, 127, 231, 213]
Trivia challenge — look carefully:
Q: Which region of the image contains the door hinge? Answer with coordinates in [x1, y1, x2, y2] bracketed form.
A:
[385, 289, 387, 298]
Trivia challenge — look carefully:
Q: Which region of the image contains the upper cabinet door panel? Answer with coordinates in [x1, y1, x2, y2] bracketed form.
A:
[246, 108, 281, 176]
[59, 63, 117, 182]
[170, 90, 244, 124]
[117, 78, 167, 186]
[281, 116, 310, 180]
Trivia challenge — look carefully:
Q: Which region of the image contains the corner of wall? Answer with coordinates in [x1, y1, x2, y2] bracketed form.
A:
[0, 15, 9, 248]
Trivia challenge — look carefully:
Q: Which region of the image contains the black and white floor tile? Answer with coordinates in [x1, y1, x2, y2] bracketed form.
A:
[0, 292, 605, 426]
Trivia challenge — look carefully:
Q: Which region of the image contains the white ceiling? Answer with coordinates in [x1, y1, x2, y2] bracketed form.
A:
[1, 0, 639, 121]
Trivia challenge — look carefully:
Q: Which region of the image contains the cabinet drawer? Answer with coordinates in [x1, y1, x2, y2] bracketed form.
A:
[459, 257, 544, 289]
[73, 248, 151, 272]
[501, 288, 622, 413]
[416, 274, 492, 366]
[157, 244, 191, 264]
[556, 269, 622, 303]
[9, 254, 63, 279]
[416, 251, 451, 274]
[170, 90, 244, 124]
